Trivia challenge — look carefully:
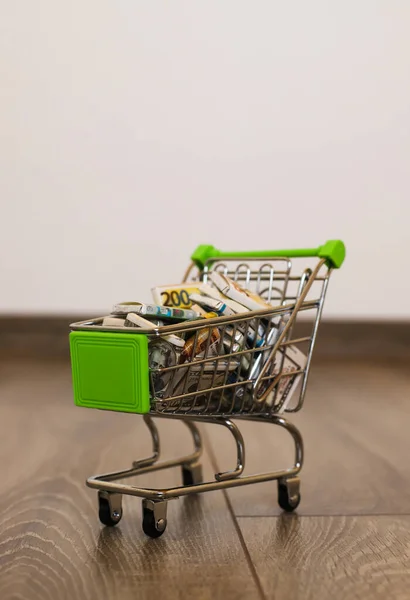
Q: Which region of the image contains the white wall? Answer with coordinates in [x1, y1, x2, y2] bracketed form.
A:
[1, 1, 409, 318]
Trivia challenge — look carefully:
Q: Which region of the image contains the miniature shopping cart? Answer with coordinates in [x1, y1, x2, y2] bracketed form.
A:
[70, 240, 345, 537]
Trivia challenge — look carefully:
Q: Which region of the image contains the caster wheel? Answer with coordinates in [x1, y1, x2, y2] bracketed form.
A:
[98, 493, 123, 527]
[277, 479, 301, 512]
[182, 463, 203, 486]
[142, 508, 167, 538]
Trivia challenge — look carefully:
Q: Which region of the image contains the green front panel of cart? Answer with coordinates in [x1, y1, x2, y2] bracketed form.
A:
[70, 331, 150, 414]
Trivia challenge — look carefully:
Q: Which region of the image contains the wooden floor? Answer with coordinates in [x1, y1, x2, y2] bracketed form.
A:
[0, 357, 409, 600]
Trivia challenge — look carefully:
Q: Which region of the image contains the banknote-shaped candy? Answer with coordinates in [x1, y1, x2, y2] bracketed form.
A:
[189, 293, 237, 316]
[113, 301, 199, 321]
[102, 316, 125, 327]
[151, 284, 209, 309]
[170, 359, 239, 398]
[148, 339, 177, 397]
[125, 313, 185, 348]
[179, 326, 220, 363]
[209, 272, 272, 312]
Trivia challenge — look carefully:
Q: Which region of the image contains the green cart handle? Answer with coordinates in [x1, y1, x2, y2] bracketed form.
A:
[191, 240, 345, 270]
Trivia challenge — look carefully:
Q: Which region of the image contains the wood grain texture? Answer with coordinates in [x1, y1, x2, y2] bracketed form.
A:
[205, 359, 410, 516]
[0, 360, 259, 600]
[238, 515, 410, 600]
[1, 357, 410, 600]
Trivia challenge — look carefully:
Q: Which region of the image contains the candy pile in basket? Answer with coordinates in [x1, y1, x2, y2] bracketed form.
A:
[103, 272, 307, 415]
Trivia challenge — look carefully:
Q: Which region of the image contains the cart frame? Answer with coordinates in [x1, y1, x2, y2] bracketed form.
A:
[70, 241, 345, 537]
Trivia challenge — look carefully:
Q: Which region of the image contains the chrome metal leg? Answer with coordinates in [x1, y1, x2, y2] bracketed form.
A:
[235, 413, 303, 470]
[132, 414, 160, 469]
[131, 416, 203, 470]
[183, 419, 203, 463]
[87, 415, 203, 491]
[213, 418, 245, 481]
[181, 420, 204, 485]
[237, 414, 303, 512]
[271, 415, 304, 471]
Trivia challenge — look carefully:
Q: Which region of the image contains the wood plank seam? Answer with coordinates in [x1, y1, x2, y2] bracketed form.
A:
[202, 426, 267, 600]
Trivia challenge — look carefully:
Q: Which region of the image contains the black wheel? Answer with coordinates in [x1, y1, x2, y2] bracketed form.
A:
[278, 482, 301, 512]
[98, 496, 123, 527]
[142, 508, 167, 538]
[182, 464, 203, 486]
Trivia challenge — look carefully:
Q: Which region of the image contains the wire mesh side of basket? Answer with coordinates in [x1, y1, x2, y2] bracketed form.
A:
[151, 257, 330, 416]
